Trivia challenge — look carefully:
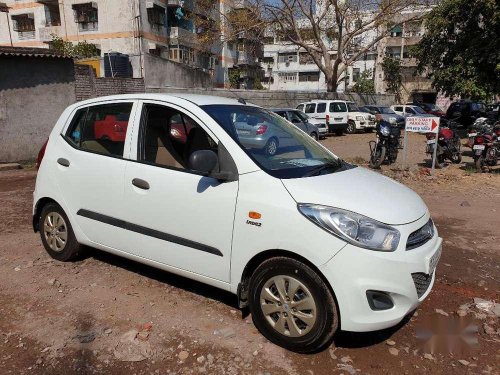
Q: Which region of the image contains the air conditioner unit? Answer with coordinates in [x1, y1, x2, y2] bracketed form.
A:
[148, 42, 157, 50]
[146, 1, 154, 9]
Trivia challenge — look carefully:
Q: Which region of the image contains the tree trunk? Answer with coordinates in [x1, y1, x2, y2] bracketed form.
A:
[326, 77, 338, 92]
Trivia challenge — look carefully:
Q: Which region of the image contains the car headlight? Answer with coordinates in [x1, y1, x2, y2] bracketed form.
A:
[298, 204, 400, 252]
[380, 125, 391, 136]
[356, 116, 364, 121]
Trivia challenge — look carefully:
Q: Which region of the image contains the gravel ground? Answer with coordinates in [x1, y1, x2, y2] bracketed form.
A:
[0, 132, 498, 375]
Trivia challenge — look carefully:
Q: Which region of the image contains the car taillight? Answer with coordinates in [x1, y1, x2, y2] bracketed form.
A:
[326, 114, 330, 123]
[475, 136, 484, 144]
[36, 138, 49, 169]
[256, 125, 268, 135]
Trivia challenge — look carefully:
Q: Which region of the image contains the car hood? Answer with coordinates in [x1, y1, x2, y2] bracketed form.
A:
[282, 167, 427, 225]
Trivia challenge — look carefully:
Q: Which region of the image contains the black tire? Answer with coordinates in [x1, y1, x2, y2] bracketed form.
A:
[248, 257, 338, 353]
[451, 140, 462, 164]
[264, 137, 279, 156]
[39, 203, 82, 262]
[434, 154, 445, 169]
[369, 146, 386, 169]
[346, 121, 356, 134]
[475, 156, 485, 171]
[310, 132, 319, 141]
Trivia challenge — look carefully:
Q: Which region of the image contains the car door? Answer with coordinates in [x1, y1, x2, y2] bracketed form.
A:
[118, 100, 238, 282]
[56, 100, 138, 249]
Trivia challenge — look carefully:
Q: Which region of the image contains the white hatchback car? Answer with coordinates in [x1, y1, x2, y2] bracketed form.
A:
[33, 94, 442, 353]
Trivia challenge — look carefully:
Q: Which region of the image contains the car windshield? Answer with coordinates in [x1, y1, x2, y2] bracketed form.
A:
[380, 107, 396, 114]
[413, 106, 427, 114]
[295, 111, 309, 122]
[202, 105, 348, 179]
[347, 103, 359, 112]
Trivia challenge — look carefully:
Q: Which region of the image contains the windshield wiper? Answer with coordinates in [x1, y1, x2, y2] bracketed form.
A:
[303, 160, 355, 177]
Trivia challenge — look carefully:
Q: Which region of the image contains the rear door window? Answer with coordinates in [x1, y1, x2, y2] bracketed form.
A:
[394, 106, 403, 112]
[329, 102, 347, 112]
[316, 103, 326, 113]
[305, 103, 317, 114]
[65, 103, 133, 158]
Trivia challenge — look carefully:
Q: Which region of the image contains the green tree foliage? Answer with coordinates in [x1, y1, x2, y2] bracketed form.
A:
[50, 34, 99, 58]
[352, 70, 375, 94]
[382, 57, 403, 102]
[415, 0, 500, 100]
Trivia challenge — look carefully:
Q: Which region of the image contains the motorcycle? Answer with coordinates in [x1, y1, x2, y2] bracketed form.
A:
[473, 125, 500, 171]
[467, 117, 490, 148]
[425, 123, 462, 168]
[369, 119, 402, 169]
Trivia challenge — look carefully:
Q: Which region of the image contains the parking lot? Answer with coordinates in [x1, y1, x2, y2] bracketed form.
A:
[0, 132, 498, 375]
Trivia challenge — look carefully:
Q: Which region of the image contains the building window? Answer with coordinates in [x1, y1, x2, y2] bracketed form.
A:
[278, 53, 298, 63]
[147, 4, 166, 29]
[11, 13, 35, 40]
[279, 73, 297, 82]
[298, 72, 320, 82]
[352, 68, 361, 82]
[44, 3, 61, 27]
[72, 3, 98, 32]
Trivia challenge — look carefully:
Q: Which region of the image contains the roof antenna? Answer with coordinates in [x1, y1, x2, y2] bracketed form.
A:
[238, 98, 246, 105]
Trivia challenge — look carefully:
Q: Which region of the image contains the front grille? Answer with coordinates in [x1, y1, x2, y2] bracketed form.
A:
[406, 219, 434, 250]
[411, 272, 433, 298]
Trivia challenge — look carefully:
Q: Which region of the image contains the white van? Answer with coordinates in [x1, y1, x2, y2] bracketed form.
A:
[33, 94, 442, 353]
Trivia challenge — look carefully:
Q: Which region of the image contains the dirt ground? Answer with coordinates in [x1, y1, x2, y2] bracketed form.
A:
[0, 132, 499, 375]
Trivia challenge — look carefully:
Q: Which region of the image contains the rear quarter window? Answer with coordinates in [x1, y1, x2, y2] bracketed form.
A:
[316, 103, 326, 113]
[65, 103, 133, 158]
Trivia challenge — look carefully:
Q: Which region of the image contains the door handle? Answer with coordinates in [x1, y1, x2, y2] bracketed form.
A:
[132, 178, 150, 190]
[57, 158, 70, 167]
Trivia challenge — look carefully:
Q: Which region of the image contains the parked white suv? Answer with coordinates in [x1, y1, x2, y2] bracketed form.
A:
[343, 101, 377, 134]
[34, 94, 442, 353]
[297, 101, 349, 135]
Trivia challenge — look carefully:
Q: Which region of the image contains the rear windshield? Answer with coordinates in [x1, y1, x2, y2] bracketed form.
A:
[329, 102, 347, 112]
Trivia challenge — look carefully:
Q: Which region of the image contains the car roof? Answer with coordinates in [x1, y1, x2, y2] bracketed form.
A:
[72, 93, 258, 107]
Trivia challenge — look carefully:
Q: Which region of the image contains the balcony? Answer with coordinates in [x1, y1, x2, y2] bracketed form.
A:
[39, 25, 62, 42]
[385, 36, 422, 47]
[235, 51, 259, 66]
[168, 27, 197, 47]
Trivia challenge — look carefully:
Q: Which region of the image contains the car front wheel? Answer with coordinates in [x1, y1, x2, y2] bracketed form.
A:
[249, 257, 338, 353]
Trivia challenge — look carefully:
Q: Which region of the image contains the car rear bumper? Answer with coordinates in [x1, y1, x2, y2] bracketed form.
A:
[320, 216, 442, 332]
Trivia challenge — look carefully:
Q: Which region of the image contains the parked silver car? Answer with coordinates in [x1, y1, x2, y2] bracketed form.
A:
[364, 105, 405, 128]
[271, 108, 326, 139]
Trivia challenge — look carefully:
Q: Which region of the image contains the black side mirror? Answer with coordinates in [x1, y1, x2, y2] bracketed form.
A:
[188, 150, 218, 174]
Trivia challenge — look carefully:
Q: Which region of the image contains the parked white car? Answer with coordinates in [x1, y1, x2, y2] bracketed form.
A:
[391, 104, 434, 118]
[343, 101, 377, 134]
[34, 94, 442, 353]
[297, 101, 349, 135]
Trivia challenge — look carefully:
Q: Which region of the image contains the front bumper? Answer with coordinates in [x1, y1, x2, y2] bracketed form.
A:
[320, 213, 442, 332]
[355, 120, 376, 129]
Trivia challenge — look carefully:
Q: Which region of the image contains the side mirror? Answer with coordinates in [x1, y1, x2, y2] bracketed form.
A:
[188, 150, 218, 174]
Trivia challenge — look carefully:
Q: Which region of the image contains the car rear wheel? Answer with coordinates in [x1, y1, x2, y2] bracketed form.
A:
[310, 132, 319, 141]
[40, 203, 82, 262]
[264, 138, 278, 156]
[249, 257, 338, 353]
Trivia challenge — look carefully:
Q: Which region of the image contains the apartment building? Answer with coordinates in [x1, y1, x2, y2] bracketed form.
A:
[0, 0, 260, 87]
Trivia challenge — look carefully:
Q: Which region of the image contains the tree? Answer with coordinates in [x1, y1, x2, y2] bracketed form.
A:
[382, 57, 402, 102]
[50, 35, 99, 58]
[414, 0, 500, 100]
[257, 0, 430, 92]
[352, 69, 375, 93]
